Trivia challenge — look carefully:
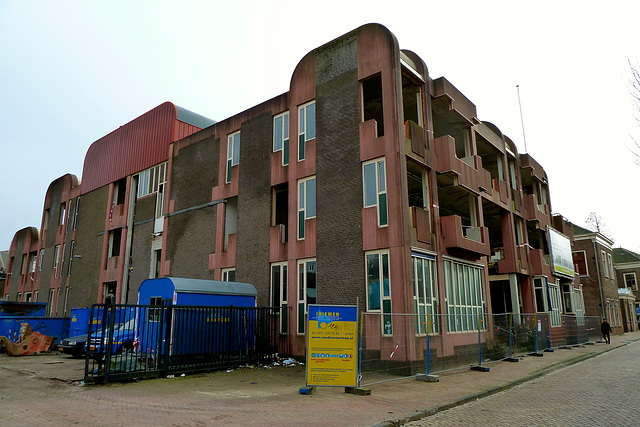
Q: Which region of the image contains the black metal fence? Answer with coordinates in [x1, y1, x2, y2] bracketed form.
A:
[85, 302, 285, 383]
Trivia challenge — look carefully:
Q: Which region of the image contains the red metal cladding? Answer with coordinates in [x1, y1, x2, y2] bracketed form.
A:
[81, 102, 202, 195]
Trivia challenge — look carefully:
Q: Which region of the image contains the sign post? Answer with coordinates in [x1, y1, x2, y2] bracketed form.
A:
[300, 305, 365, 394]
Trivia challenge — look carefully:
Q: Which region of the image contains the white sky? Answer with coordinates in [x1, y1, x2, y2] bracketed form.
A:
[2, 1, 639, 252]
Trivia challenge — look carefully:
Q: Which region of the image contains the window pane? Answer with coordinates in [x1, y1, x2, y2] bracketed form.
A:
[378, 193, 388, 226]
[363, 163, 377, 206]
[233, 134, 240, 165]
[382, 253, 390, 297]
[299, 107, 305, 135]
[307, 102, 316, 139]
[274, 116, 283, 151]
[299, 182, 305, 209]
[377, 160, 386, 192]
[284, 113, 289, 139]
[367, 254, 381, 310]
[306, 178, 316, 218]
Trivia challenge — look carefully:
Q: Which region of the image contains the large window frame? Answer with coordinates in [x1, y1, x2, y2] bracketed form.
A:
[297, 176, 316, 240]
[53, 245, 61, 278]
[297, 258, 316, 334]
[271, 262, 288, 334]
[298, 101, 316, 161]
[533, 276, 548, 313]
[411, 251, 438, 335]
[363, 158, 388, 227]
[443, 258, 486, 333]
[366, 249, 392, 336]
[548, 280, 562, 327]
[624, 272, 637, 290]
[273, 111, 289, 166]
[221, 268, 236, 282]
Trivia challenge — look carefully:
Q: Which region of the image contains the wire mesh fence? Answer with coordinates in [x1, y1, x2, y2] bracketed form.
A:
[359, 312, 601, 386]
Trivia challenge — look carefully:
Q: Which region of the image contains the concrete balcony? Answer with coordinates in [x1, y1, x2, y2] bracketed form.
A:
[404, 120, 429, 162]
[440, 215, 490, 256]
[270, 224, 287, 262]
[529, 248, 552, 276]
[523, 194, 550, 227]
[434, 136, 491, 194]
[497, 244, 530, 275]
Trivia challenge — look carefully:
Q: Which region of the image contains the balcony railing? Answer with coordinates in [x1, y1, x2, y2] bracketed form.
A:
[405, 120, 427, 159]
[411, 206, 431, 243]
[434, 136, 491, 194]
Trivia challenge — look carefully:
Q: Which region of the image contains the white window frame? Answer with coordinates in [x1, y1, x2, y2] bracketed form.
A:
[297, 258, 316, 334]
[53, 245, 61, 277]
[365, 249, 392, 336]
[136, 162, 167, 199]
[271, 262, 288, 334]
[226, 131, 241, 183]
[273, 111, 289, 166]
[297, 176, 316, 240]
[47, 289, 55, 316]
[607, 253, 614, 279]
[533, 276, 548, 313]
[221, 268, 236, 282]
[298, 101, 316, 161]
[38, 249, 44, 272]
[548, 280, 562, 327]
[363, 158, 388, 227]
[623, 272, 637, 290]
[601, 250, 609, 278]
[411, 251, 438, 335]
[443, 258, 486, 333]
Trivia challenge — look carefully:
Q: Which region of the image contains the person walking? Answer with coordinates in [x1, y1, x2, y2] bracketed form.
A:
[601, 319, 613, 344]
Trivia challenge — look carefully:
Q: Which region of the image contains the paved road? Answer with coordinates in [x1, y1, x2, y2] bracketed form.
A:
[407, 341, 640, 426]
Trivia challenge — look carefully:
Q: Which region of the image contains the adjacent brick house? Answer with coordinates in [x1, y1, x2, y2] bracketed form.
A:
[612, 247, 640, 331]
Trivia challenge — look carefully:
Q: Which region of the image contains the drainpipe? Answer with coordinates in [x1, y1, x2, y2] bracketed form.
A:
[592, 239, 605, 319]
[121, 176, 137, 304]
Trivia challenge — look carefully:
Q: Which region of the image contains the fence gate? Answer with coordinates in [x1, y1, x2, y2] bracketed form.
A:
[85, 302, 284, 383]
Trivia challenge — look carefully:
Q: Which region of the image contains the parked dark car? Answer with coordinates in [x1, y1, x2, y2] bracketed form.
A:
[58, 334, 88, 358]
[87, 319, 136, 358]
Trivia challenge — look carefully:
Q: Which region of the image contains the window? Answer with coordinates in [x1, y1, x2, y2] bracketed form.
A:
[151, 248, 161, 279]
[114, 178, 127, 206]
[624, 273, 637, 290]
[273, 111, 290, 166]
[63, 287, 69, 316]
[363, 158, 388, 226]
[361, 74, 384, 137]
[60, 243, 67, 277]
[136, 162, 167, 199]
[222, 268, 236, 282]
[60, 203, 66, 226]
[68, 241, 74, 276]
[412, 252, 438, 335]
[224, 197, 238, 251]
[53, 245, 61, 277]
[562, 284, 573, 313]
[38, 249, 44, 272]
[366, 250, 392, 335]
[272, 184, 288, 242]
[47, 289, 56, 316]
[108, 229, 122, 258]
[226, 131, 241, 183]
[28, 252, 36, 273]
[533, 277, 548, 312]
[548, 281, 562, 327]
[17, 293, 22, 302]
[73, 196, 80, 230]
[443, 259, 486, 333]
[24, 292, 32, 302]
[271, 262, 288, 334]
[572, 251, 588, 276]
[601, 250, 609, 278]
[297, 259, 316, 334]
[297, 176, 316, 240]
[21, 254, 27, 275]
[574, 288, 585, 325]
[149, 296, 162, 322]
[607, 253, 614, 279]
[298, 101, 315, 161]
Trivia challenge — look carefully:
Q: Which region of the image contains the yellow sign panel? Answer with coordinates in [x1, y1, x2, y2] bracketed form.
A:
[306, 305, 358, 387]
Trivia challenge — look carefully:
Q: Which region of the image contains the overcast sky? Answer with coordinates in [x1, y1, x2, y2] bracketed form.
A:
[2, 1, 639, 252]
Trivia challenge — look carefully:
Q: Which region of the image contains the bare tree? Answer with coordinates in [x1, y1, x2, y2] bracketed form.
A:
[628, 59, 640, 165]
[585, 212, 613, 240]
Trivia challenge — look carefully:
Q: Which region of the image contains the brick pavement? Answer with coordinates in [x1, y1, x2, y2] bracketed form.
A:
[0, 331, 638, 426]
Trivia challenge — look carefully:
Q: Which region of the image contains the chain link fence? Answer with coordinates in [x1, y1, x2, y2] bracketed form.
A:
[359, 312, 601, 386]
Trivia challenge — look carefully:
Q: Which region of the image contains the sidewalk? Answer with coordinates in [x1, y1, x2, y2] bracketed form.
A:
[1, 331, 639, 426]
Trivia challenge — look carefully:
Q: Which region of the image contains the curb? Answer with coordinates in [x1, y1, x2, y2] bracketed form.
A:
[370, 342, 628, 427]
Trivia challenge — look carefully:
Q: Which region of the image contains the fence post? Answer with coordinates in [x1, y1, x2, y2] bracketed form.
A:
[103, 299, 116, 384]
[357, 310, 364, 388]
[470, 313, 489, 372]
[162, 301, 172, 378]
[426, 313, 430, 376]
